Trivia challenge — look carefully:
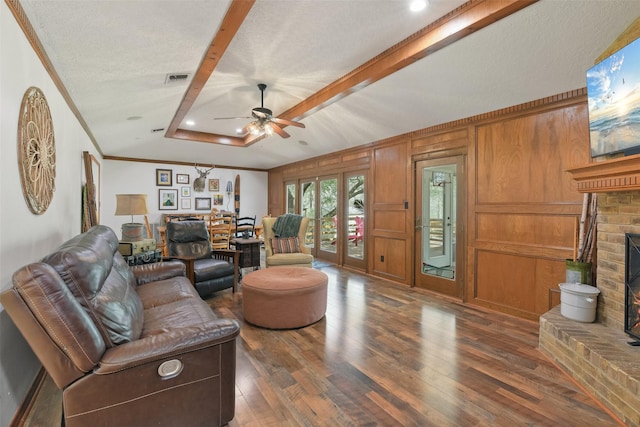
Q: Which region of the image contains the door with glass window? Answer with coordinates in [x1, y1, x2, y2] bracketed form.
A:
[285, 182, 296, 214]
[300, 176, 339, 263]
[300, 179, 316, 254]
[343, 172, 366, 270]
[415, 157, 463, 297]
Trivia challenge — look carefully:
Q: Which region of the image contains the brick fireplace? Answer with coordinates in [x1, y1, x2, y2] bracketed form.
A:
[539, 155, 640, 426]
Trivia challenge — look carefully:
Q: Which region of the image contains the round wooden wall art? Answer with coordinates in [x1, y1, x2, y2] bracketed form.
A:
[18, 86, 56, 215]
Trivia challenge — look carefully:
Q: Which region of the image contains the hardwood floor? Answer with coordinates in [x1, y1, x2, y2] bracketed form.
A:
[207, 266, 621, 427]
[25, 265, 620, 426]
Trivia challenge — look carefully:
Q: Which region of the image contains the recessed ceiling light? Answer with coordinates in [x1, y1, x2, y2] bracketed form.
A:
[410, 0, 427, 12]
[186, 120, 195, 126]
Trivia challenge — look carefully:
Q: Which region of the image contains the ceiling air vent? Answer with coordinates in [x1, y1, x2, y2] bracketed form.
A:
[151, 128, 165, 133]
[165, 73, 190, 84]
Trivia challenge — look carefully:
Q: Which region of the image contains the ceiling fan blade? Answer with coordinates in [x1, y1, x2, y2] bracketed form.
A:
[269, 122, 290, 138]
[271, 117, 305, 128]
[213, 116, 251, 120]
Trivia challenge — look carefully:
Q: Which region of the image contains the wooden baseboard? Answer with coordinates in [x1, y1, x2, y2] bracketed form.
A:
[10, 368, 47, 427]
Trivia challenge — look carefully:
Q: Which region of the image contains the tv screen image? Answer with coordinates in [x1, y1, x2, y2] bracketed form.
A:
[587, 36, 640, 158]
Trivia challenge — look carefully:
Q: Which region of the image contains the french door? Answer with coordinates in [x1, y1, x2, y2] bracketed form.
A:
[415, 156, 463, 298]
[300, 176, 338, 263]
[343, 172, 366, 270]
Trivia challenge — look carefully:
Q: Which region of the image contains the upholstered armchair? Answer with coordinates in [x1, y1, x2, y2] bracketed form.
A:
[165, 220, 239, 296]
[263, 215, 314, 268]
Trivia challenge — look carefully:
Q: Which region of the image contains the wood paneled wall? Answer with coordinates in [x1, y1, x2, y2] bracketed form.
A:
[468, 95, 590, 319]
[268, 89, 591, 321]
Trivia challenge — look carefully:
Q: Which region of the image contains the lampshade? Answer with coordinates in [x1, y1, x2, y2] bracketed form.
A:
[115, 194, 149, 241]
[115, 194, 148, 217]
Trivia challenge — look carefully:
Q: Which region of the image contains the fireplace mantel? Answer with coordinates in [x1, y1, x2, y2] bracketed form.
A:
[567, 153, 640, 193]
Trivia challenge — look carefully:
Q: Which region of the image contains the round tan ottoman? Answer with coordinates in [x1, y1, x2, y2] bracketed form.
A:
[242, 267, 328, 329]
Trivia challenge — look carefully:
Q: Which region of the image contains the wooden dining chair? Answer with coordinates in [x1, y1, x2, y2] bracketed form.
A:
[210, 215, 233, 249]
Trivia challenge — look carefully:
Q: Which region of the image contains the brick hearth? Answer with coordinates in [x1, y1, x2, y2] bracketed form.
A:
[539, 191, 640, 426]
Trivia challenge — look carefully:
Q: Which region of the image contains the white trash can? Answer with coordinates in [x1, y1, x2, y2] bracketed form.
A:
[559, 283, 600, 323]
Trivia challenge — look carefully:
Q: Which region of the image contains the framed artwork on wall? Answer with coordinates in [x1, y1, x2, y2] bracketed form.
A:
[208, 179, 219, 192]
[181, 198, 191, 210]
[213, 194, 224, 206]
[156, 169, 172, 186]
[159, 189, 178, 210]
[195, 197, 211, 211]
[181, 186, 191, 197]
[176, 173, 190, 184]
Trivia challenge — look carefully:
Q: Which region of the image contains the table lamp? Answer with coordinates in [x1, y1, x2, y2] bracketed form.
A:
[115, 194, 150, 241]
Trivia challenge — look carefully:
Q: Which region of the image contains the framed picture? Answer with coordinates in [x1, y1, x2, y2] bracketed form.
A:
[195, 197, 212, 211]
[156, 169, 172, 186]
[181, 198, 191, 210]
[176, 173, 190, 184]
[213, 194, 224, 206]
[159, 189, 178, 210]
[208, 179, 219, 192]
[181, 186, 191, 197]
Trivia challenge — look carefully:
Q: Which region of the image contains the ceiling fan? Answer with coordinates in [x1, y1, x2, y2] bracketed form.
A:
[214, 83, 305, 138]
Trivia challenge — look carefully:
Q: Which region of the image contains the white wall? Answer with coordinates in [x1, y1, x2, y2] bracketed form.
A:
[0, 3, 101, 425]
[101, 160, 268, 240]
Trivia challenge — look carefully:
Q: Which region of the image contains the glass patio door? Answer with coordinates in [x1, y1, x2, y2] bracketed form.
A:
[343, 172, 366, 270]
[300, 179, 316, 254]
[300, 176, 339, 263]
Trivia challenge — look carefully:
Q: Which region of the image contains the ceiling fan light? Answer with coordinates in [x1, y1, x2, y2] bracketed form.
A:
[249, 122, 261, 136]
[264, 123, 274, 136]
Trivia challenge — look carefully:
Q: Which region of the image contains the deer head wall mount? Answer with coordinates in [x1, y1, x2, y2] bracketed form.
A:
[193, 164, 214, 192]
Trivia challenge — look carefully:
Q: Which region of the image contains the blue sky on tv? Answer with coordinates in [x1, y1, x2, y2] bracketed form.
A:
[587, 36, 640, 113]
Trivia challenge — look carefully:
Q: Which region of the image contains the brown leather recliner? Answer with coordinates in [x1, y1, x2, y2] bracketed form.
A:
[0, 225, 240, 427]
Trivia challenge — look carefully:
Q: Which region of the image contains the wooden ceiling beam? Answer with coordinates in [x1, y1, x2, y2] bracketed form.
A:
[171, 129, 246, 146]
[165, 0, 255, 140]
[278, 0, 538, 122]
[168, 0, 537, 147]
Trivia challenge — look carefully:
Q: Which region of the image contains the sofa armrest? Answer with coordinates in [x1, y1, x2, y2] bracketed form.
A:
[96, 318, 240, 374]
[131, 260, 186, 286]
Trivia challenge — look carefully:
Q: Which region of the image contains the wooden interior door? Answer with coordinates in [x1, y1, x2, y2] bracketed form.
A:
[415, 156, 464, 298]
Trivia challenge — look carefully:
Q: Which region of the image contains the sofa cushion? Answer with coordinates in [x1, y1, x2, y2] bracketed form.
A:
[41, 225, 144, 347]
[271, 237, 301, 254]
[136, 275, 197, 309]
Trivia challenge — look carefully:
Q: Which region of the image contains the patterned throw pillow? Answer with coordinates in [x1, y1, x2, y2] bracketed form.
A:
[271, 237, 301, 254]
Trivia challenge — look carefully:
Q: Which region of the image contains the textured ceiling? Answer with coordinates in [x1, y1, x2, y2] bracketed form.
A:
[17, 0, 640, 169]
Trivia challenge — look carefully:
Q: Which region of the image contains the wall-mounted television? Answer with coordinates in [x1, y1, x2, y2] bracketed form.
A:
[587, 36, 640, 158]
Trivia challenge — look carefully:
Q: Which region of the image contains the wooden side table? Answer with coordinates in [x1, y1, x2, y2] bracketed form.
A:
[230, 238, 261, 269]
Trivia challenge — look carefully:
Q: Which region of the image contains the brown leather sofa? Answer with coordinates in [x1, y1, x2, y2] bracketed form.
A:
[1, 225, 240, 427]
